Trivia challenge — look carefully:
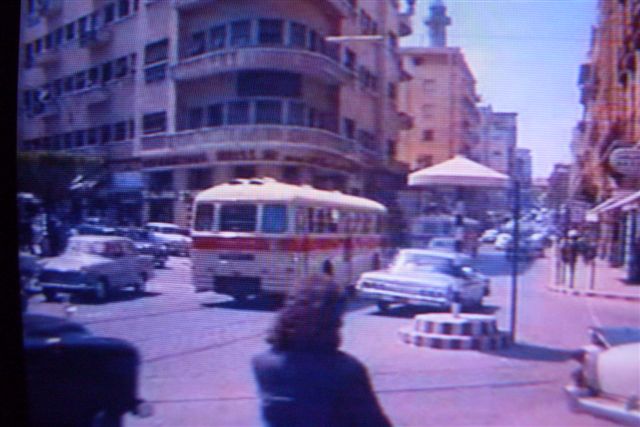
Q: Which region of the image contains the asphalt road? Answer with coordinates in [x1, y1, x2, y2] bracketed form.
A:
[26, 247, 640, 426]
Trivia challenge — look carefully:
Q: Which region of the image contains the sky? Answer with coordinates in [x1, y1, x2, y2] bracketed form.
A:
[402, 0, 599, 178]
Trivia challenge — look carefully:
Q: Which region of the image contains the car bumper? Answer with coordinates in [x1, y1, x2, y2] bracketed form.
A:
[40, 282, 98, 293]
[357, 288, 452, 308]
[564, 384, 640, 425]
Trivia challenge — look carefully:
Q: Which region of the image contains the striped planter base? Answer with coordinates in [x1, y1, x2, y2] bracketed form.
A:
[399, 313, 511, 351]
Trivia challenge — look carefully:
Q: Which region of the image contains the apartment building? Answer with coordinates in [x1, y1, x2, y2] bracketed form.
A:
[473, 106, 517, 176]
[18, 0, 415, 226]
[396, 1, 480, 171]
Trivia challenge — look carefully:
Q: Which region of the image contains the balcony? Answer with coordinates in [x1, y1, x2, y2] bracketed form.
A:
[75, 86, 111, 106]
[79, 28, 113, 49]
[37, 0, 62, 18]
[140, 125, 381, 164]
[34, 49, 60, 68]
[171, 47, 353, 84]
[69, 140, 134, 160]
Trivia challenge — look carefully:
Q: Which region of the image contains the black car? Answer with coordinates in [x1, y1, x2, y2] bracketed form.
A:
[115, 227, 169, 268]
[73, 223, 118, 236]
[22, 313, 152, 427]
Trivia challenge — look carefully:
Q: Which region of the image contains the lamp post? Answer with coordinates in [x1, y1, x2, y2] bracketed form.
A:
[509, 179, 520, 342]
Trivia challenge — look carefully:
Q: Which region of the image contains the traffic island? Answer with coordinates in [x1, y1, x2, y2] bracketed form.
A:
[398, 313, 511, 350]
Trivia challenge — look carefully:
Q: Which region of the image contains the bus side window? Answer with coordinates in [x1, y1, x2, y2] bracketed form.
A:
[329, 209, 339, 233]
[307, 208, 315, 233]
[194, 204, 215, 231]
[296, 207, 307, 233]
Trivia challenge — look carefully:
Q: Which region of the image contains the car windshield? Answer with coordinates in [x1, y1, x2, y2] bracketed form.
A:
[390, 253, 462, 275]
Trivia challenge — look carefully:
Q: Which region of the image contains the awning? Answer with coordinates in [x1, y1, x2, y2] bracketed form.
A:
[408, 155, 510, 188]
[600, 190, 640, 213]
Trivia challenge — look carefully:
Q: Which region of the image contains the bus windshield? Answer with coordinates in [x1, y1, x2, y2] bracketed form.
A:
[220, 204, 257, 232]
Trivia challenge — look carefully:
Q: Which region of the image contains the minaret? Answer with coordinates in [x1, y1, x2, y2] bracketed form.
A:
[424, 0, 451, 47]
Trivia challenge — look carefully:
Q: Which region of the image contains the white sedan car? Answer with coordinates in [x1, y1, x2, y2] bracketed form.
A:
[566, 327, 640, 425]
[356, 249, 490, 312]
[494, 233, 513, 250]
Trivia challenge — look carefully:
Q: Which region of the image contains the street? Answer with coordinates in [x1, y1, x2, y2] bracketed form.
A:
[26, 248, 640, 427]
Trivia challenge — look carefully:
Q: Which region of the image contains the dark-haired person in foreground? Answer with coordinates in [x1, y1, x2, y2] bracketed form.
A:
[252, 276, 392, 427]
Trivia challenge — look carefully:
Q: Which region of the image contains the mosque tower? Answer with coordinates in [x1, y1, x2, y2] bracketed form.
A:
[424, 0, 452, 47]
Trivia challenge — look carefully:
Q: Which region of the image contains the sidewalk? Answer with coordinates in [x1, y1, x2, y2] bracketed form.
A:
[547, 247, 640, 302]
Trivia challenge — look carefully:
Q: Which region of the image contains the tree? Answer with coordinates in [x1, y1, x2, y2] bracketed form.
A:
[17, 152, 105, 215]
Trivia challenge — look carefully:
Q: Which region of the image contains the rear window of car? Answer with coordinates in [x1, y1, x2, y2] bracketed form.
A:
[220, 204, 257, 232]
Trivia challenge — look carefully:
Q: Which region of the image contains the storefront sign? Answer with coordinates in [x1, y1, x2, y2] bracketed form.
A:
[610, 148, 640, 177]
[142, 153, 208, 168]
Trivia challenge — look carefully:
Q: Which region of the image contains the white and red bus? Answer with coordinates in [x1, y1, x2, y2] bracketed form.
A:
[191, 178, 387, 300]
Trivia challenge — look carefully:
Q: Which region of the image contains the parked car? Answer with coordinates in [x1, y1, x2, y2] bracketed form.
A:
[565, 326, 640, 425]
[356, 249, 490, 312]
[426, 237, 457, 253]
[479, 228, 500, 244]
[115, 227, 169, 268]
[23, 312, 152, 426]
[38, 235, 154, 302]
[505, 239, 542, 261]
[494, 233, 513, 250]
[144, 222, 192, 256]
[73, 223, 118, 236]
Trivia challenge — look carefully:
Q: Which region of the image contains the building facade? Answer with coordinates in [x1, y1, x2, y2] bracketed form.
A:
[396, 0, 480, 171]
[18, 0, 416, 227]
[472, 106, 517, 176]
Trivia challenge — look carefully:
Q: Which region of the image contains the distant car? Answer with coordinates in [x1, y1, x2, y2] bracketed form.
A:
[38, 235, 154, 302]
[23, 313, 152, 426]
[565, 326, 640, 425]
[494, 233, 513, 250]
[426, 237, 457, 253]
[356, 249, 490, 312]
[144, 222, 192, 257]
[73, 223, 118, 236]
[479, 229, 500, 243]
[115, 227, 169, 268]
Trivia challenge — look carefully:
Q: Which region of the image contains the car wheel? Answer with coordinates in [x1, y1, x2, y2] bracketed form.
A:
[93, 279, 110, 302]
[134, 273, 147, 294]
[43, 289, 57, 302]
[377, 301, 390, 312]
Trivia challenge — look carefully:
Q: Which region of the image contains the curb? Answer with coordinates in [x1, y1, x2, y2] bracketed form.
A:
[547, 285, 640, 302]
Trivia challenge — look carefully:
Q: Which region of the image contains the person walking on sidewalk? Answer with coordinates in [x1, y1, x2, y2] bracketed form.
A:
[252, 276, 392, 427]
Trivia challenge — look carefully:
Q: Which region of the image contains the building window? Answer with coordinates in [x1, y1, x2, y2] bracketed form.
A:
[387, 82, 397, 100]
[34, 39, 42, 54]
[289, 22, 306, 48]
[237, 71, 301, 97]
[210, 25, 226, 50]
[54, 28, 64, 46]
[145, 39, 169, 64]
[87, 128, 98, 145]
[148, 171, 173, 192]
[230, 20, 251, 47]
[422, 129, 434, 141]
[255, 100, 282, 124]
[64, 133, 73, 149]
[144, 64, 166, 83]
[65, 22, 76, 41]
[75, 71, 86, 91]
[190, 31, 206, 56]
[283, 166, 300, 184]
[387, 139, 396, 158]
[115, 56, 128, 78]
[53, 79, 63, 96]
[227, 101, 249, 124]
[308, 30, 318, 51]
[344, 48, 356, 70]
[287, 101, 305, 126]
[128, 119, 136, 138]
[142, 111, 167, 134]
[104, 3, 115, 23]
[87, 67, 100, 86]
[74, 130, 86, 147]
[187, 168, 213, 190]
[102, 62, 113, 83]
[258, 19, 283, 45]
[101, 124, 112, 144]
[44, 33, 53, 50]
[207, 104, 224, 127]
[114, 121, 127, 141]
[343, 118, 356, 139]
[118, 0, 130, 18]
[417, 155, 433, 169]
[234, 165, 256, 179]
[187, 107, 203, 129]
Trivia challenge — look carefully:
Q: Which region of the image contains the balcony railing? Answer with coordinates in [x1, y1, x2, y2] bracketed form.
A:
[34, 49, 60, 68]
[79, 28, 113, 49]
[140, 125, 381, 164]
[68, 140, 134, 160]
[171, 47, 353, 84]
[173, 0, 353, 16]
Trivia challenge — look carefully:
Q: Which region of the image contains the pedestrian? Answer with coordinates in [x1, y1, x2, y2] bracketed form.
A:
[252, 276, 392, 427]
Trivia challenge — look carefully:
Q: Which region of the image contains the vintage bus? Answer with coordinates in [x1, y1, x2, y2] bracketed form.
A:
[190, 178, 387, 300]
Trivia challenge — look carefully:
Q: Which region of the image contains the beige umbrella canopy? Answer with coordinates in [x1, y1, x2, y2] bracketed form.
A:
[408, 155, 510, 188]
